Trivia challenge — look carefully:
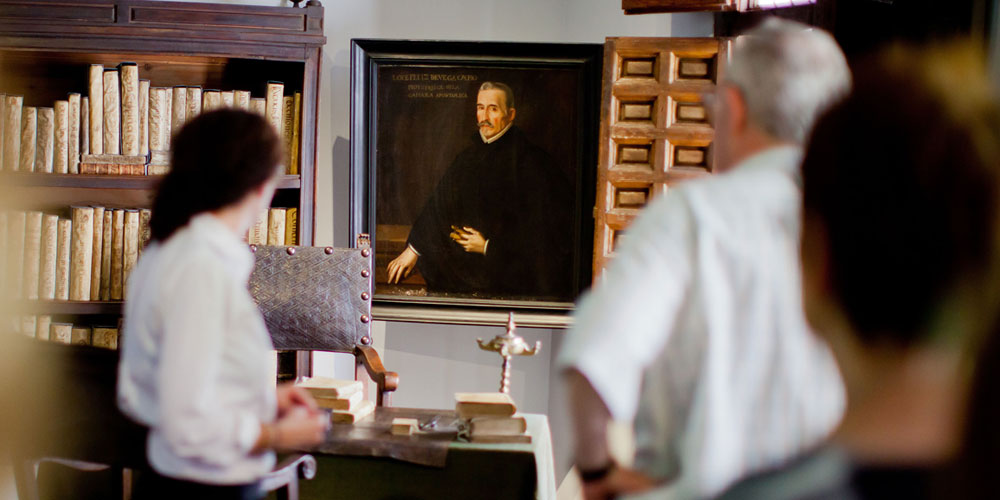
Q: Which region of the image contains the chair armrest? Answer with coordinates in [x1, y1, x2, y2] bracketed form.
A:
[258, 453, 317, 493]
[354, 345, 399, 406]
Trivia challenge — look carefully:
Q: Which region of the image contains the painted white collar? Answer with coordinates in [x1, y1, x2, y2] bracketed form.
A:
[480, 122, 513, 144]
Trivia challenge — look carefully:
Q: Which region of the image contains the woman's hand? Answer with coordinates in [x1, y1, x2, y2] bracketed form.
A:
[276, 383, 319, 417]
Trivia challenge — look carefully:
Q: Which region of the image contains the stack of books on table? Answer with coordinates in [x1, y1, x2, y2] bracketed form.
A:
[296, 376, 375, 424]
[455, 392, 531, 444]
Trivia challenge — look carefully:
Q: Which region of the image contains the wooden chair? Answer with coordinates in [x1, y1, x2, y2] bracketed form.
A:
[248, 244, 399, 406]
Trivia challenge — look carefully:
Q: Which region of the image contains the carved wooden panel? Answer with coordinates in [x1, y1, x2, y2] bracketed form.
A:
[593, 37, 728, 278]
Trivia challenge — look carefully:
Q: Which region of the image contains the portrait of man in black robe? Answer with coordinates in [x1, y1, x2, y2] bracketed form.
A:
[386, 82, 574, 300]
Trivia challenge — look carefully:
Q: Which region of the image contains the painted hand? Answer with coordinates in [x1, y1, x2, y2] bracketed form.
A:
[449, 226, 487, 254]
[387, 246, 419, 284]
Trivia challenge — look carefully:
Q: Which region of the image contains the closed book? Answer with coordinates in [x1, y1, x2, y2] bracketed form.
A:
[464, 415, 528, 436]
[164, 89, 173, 146]
[249, 209, 268, 246]
[186, 86, 202, 121]
[110, 209, 124, 300]
[88, 64, 104, 154]
[36, 315, 52, 341]
[18, 107, 36, 172]
[285, 207, 298, 246]
[68, 93, 81, 174]
[34, 107, 54, 173]
[295, 377, 363, 399]
[291, 92, 301, 175]
[171, 86, 187, 146]
[139, 209, 151, 254]
[139, 80, 149, 156]
[282, 96, 294, 174]
[3, 95, 22, 172]
[250, 98, 266, 116]
[119, 63, 140, 156]
[315, 391, 364, 411]
[71, 326, 92, 345]
[202, 90, 221, 111]
[53, 100, 69, 173]
[267, 208, 286, 245]
[50, 323, 72, 344]
[466, 433, 532, 444]
[149, 88, 167, 152]
[123, 210, 139, 294]
[22, 211, 42, 300]
[69, 206, 94, 301]
[92, 327, 118, 349]
[55, 218, 71, 301]
[89, 206, 104, 301]
[265, 81, 284, 136]
[7, 211, 25, 298]
[22, 316, 37, 338]
[455, 392, 517, 419]
[221, 90, 234, 108]
[38, 214, 59, 300]
[100, 210, 112, 300]
[391, 418, 419, 436]
[81, 97, 89, 156]
[102, 69, 120, 155]
[330, 399, 375, 424]
[235, 90, 251, 110]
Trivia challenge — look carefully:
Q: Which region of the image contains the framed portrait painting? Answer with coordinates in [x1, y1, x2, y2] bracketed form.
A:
[350, 39, 602, 326]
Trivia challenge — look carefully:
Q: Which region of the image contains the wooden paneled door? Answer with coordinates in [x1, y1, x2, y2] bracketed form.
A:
[592, 37, 729, 278]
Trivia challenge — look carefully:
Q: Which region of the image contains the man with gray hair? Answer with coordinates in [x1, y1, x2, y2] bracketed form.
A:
[557, 19, 851, 499]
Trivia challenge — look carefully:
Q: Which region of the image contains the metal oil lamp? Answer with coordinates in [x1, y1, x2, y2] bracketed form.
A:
[477, 312, 541, 393]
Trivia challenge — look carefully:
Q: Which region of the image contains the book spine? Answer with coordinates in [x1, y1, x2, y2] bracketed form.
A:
[69, 206, 94, 301]
[36, 315, 51, 341]
[267, 208, 286, 245]
[201, 90, 218, 111]
[92, 327, 118, 349]
[90, 206, 104, 301]
[285, 207, 298, 246]
[7, 211, 25, 298]
[71, 326, 92, 345]
[149, 88, 166, 152]
[35, 107, 54, 173]
[221, 90, 234, 108]
[68, 93, 81, 174]
[22, 316, 36, 338]
[18, 107, 36, 172]
[38, 214, 58, 300]
[282, 96, 295, 175]
[186, 86, 202, 122]
[53, 100, 69, 174]
[110, 209, 124, 300]
[100, 210, 112, 300]
[51, 323, 72, 344]
[89, 65, 104, 154]
[265, 82, 284, 137]
[170, 86, 186, 147]
[250, 98, 266, 117]
[139, 80, 149, 156]
[120, 63, 140, 156]
[250, 208, 268, 246]
[3, 95, 22, 172]
[103, 69, 120, 155]
[139, 209, 151, 254]
[81, 97, 89, 156]
[22, 211, 42, 300]
[164, 89, 172, 146]
[235, 90, 251, 110]
[55, 218, 71, 301]
[123, 209, 139, 296]
[292, 92, 302, 176]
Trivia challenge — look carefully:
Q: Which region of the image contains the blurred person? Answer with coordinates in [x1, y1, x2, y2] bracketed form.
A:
[117, 109, 328, 500]
[718, 42, 1000, 499]
[557, 19, 851, 499]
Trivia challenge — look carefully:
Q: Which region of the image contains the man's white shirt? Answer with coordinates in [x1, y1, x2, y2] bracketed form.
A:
[557, 146, 844, 498]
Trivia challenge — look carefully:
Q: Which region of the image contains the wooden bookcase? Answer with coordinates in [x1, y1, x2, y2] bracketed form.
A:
[0, 0, 325, 320]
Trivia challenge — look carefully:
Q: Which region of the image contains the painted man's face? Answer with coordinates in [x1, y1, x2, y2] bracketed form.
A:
[476, 89, 514, 139]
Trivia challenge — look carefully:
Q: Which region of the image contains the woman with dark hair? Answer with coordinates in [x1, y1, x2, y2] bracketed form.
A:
[718, 43, 1000, 499]
[117, 109, 327, 499]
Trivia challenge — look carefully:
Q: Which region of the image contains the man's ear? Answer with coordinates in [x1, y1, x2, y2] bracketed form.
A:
[507, 107, 516, 122]
[721, 85, 747, 134]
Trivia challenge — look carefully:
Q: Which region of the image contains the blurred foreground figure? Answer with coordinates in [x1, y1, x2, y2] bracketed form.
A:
[719, 42, 1000, 500]
[557, 19, 851, 499]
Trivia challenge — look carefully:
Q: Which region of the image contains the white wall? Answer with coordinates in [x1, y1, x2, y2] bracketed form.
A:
[171, 0, 712, 483]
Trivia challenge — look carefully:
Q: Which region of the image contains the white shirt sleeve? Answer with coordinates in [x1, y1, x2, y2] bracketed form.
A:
[155, 258, 263, 467]
[557, 192, 695, 422]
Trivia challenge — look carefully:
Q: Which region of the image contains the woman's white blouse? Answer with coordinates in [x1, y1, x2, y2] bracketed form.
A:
[118, 213, 276, 484]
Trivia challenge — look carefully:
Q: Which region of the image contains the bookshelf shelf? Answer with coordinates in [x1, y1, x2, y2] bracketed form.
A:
[18, 300, 124, 316]
[1, 173, 302, 190]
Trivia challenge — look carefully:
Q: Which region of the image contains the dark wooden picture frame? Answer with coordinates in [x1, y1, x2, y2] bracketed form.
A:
[350, 39, 602, 327]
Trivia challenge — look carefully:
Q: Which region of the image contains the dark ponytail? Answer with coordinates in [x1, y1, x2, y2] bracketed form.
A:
[150, 109, 283, 243]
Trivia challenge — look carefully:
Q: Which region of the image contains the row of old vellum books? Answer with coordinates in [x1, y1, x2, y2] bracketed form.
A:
[249, 207, 298, 247]
[0, 207, 150, 302]
[0, 63, 302, 176]
[296, 377, 376, 424]
[12, 315, 119, 350]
